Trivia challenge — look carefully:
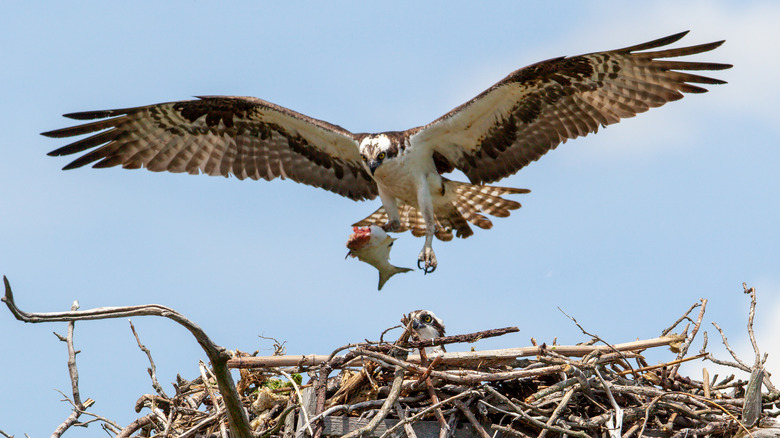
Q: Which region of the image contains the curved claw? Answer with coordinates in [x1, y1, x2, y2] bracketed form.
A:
[417, 247, 438, 275]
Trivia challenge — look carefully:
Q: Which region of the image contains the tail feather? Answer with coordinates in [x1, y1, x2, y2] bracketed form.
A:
[449, 181, 527, 231]
[353, 181, 528, 241]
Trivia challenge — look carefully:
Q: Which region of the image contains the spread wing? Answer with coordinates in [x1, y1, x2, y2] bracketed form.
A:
[411, 31, 732, 185]
[43, 96, 377, 201]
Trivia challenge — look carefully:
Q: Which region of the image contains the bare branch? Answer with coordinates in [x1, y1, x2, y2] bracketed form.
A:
[744, 283, 761, 368]
[129, 319, 168, 398]
[1, 276, 252, 438]
[376, 390, 480, 438]
[670, 298, 707, 377]
[51, 301, 88, 438]
[115, 414, 157, 438]
[558, 306, 635, 375]
[661, 301, 701, 336]
[341, 366, 405, 438]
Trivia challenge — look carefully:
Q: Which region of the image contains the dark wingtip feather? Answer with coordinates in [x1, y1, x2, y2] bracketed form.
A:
[620, 31, 690, 52]
[62, 108, 133, 120]
[61, 161, 83, 171]
[41, 128, 65, 138]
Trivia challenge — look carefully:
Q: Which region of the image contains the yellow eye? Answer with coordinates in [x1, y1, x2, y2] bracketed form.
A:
[361, 155, 367, 162]
[378, 152, 386, 160]
[423, 315, 432, 323]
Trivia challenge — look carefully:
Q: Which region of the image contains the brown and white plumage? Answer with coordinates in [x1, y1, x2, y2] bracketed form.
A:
[408, 309, 446, 356]
[42, 31, 730, 275]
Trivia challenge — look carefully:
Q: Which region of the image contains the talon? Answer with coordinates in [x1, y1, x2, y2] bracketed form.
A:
[417, 247, 438, 275]
[382, 219, 400, 233]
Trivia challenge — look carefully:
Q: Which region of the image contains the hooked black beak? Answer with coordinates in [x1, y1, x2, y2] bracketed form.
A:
[368, 161, 380, 175]
[412, 320, 423, 330]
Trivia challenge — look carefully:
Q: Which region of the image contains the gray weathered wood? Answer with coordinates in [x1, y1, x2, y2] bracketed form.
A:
[296, 386, 318, 436]
[282, 399, 297, 438]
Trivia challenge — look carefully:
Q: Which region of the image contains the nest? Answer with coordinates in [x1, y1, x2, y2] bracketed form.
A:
[4, 277, 778, 438]
[130, 289, 779, 438]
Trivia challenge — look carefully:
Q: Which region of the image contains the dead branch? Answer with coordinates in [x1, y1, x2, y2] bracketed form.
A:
[1, 276, 252, 438]
[115, 413, 156, 438]
[403, 326, 518, 349]
[670, 298, 707, 378]
[51, 301, 96, 438]
[226, 334, 685, 369]
[661, 300, 701, 336]
[129, 320, 168, 398]
[341, 366, 405, 438]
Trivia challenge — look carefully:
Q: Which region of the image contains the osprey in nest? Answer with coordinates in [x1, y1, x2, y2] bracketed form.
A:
[44, 31, 730, 274]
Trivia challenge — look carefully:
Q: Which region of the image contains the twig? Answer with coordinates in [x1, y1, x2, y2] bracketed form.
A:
[594, 367, 623, 438]
[279, 369, 313, 437]
[404, 326, 519, 349]
[179, 412, 221, 438]
[414, 346, 448, 434]
[670, 298, 707, 378]
[661, 301, 701, 336]
[376, 390, 480, 438]
[312, 362, 331, 438]
[484, 385, 592, 438]
[258, 405, 296, 438]
[617, 353, 707, 376]
[410, 355, 442, 390]
[744, 283, 761, 368]
[393, 401, 418, 438]
[129, 320, 168, 398]
[709, 321, 751, 370]
[479, 398, 590, 438]
[558, 307, 635, 375]
[199, 361, 226, 438]
[1, 276, 252, 438]
[341, 366, 405, 438]
[538, 387, 575, 438]
[452, 398, 490, 438]
[51, 301, 86, 438]
[115, 414, 156, 438]
[490, 424, 533, 438]
[57, 398, 121, 432]
[525, 377, 579, 402]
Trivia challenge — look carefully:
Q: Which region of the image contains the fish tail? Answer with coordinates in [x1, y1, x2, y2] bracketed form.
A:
[378, 265, 413, 290]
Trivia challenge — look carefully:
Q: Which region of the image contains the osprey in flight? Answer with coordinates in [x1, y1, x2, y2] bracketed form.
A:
[43, 32, 730, 274]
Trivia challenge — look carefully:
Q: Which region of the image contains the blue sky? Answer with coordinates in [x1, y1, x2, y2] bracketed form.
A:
[1, 2, 778, 436]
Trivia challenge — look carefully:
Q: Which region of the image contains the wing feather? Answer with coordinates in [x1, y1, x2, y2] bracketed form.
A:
[43, 96, 377, 201]
[412, 31, 731, 184]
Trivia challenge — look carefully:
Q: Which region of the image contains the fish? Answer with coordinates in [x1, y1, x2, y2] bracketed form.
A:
[346, 226, 413, 290]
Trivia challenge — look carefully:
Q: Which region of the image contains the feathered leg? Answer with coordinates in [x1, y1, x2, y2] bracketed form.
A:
[377, 186, 401, 232]
[416, 176, 437, 274]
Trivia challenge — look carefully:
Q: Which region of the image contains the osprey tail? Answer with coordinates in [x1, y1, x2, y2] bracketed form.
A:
[353, 180, 529, 241]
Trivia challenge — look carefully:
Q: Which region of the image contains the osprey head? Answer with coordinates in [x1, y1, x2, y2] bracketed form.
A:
[359, 134, 396, 176]
[408, 309, 446, 356]
[409, 309, 445, 339]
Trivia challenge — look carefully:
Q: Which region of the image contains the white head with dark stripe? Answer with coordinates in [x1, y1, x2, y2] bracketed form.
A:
[408, 309, 446, 355]
[358, 133, 399, 176]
